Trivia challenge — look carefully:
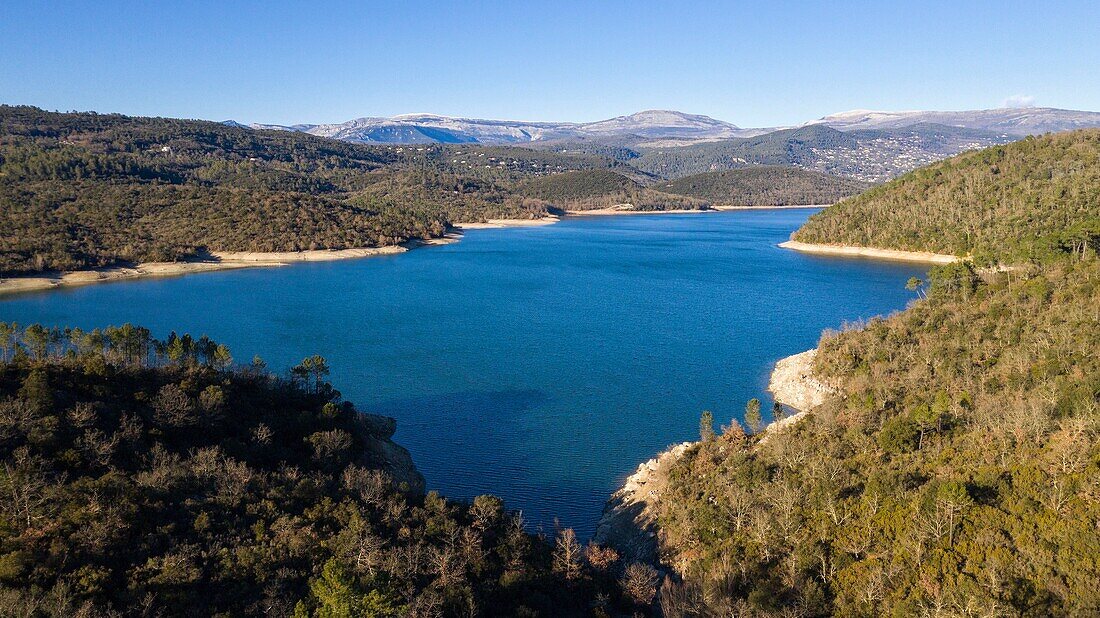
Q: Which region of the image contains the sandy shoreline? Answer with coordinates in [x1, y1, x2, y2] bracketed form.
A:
[567, 204, 823, 217]
[0, 243, 448, 297]
[452, 217, 561, 229]
[779, 240, 959, 264]
[2, 207, 829, 297]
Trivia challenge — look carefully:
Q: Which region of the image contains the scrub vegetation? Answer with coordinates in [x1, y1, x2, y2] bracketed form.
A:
[655, 131, 1100, 617]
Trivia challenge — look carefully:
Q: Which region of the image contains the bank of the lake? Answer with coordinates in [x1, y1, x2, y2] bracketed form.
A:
[1, 208, 852, 298]
[0, 209, 926, 537]
[0, 243, 456, 297]
[593, 346, 833, 564]
[779, 239, 959, 263]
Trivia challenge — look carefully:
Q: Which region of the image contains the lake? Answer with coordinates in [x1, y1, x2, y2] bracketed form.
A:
[0, 209, 924, 537]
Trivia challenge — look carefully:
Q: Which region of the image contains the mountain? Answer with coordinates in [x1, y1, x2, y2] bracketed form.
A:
[223, 107, 1100, 181]
[246, 110, 755, 145]
[813, 106, 1100, 136]
[571, 110, 748, 140]
[625, 123, 1016, 183]
[238, 107, 1100, 148]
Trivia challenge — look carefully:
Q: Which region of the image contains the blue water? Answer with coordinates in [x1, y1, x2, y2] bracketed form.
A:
[0, 209, 923, 537]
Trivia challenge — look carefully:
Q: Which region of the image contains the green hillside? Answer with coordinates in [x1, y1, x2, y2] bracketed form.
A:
[793, 130, 1100, 263]
[515, 169, 642, 201]
[514, 168, 709, 212]
[655, 131, 1100, 616]
[631, 125, 858, 179]
[656, 166, 868, 206]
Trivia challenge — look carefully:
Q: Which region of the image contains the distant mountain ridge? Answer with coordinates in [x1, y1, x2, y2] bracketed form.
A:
[247, 110, 758, 145]
[238, 106, 1100, 146]
[810, 106, 1100, 135]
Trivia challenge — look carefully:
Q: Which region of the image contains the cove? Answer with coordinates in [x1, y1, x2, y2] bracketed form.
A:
[0, 209, 925, 537]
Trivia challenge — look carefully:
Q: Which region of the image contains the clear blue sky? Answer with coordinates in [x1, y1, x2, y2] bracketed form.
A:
[2, 0, 1097, 127]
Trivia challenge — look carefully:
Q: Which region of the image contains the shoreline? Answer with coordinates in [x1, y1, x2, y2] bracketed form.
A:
[566, 204, 824, 217]
[779, 240, 959, 264]
[595, 348, 834, 562]
[592, 441, 693, 566]
[0, 207, 826, 297]
[452, 216, 561, 229]
[0, 241, 456, 298]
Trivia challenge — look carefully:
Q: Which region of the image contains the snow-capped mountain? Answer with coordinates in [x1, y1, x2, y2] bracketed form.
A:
[572, 110, 746, 139]
[234, 106, 1100, 147]
[811, 107, 1100, 136]
[244, 110, 755, 145]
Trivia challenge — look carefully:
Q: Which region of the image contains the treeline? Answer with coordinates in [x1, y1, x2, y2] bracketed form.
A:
[0, 322, 661, 616]
[655, 166, 869, 206]
[793, 129, 1100, 264]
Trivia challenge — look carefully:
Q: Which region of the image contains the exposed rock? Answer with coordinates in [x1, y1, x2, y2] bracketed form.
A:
[767, 348, 836, 412]
[358, 413, 425, 495]
[593, 442, 693, 566]
[360, 412, 397, 438]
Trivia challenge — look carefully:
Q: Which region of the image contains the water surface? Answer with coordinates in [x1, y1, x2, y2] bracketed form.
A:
[0, 209, 924, 536]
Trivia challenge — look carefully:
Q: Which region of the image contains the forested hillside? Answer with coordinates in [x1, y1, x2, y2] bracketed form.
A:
[625, 124, 1012, 183]
[0, 324, 656, 616]
[793, 130, 1100, 263]
[656, 166, 868, 206]
[515, 169, 708, 211]
[653, 130, 1100, 616]
[0, 107, 611, 275]
[1, 106, 745, 276]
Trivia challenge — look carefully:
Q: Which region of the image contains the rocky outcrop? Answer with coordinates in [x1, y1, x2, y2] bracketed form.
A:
[767, 349, 836, 412]
[593, 442, 693, 565]
[359, 413, 426, 495]
[596, 349, 838, 564]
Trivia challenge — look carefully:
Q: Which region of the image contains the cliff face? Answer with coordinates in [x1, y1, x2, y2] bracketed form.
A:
[359, 412, 426, 495]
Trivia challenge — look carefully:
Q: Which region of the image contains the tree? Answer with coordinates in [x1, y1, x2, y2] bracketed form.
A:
[621, 562, 659, 607]
[212, 344, 232, 370]
[772, 401, 786, 423]
[906, 276, 926, 299]
[18, 369, 53, 414]
[23, 324, 50, 360]
[553, 528, 584, 582]
[699, 410, 715, 442]
[296, 558, 403, 618]
[745, 398, 763, 434]
[293, 355, 331, 395]
[0, 322, 16, 362]
[153, 383, 197, 429]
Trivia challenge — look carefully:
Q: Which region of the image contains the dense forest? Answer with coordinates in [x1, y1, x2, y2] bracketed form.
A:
[0, 324, 661, 616]
[793, 129, 1100, 264]
[655, 167, 868, 206]
[653, 131, 1100, 616]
